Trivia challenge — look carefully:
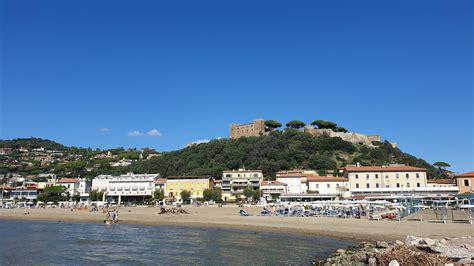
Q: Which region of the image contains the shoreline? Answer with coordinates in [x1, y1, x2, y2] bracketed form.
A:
[0, 206, 471, 243]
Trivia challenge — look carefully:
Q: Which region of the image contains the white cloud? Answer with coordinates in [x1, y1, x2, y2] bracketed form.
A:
[128, 130, 145, 137]
[100, 128, 110, 133]
[147, 129, 162, 137]
[127, 129, 162, 137]
[191, 139, 210, 145]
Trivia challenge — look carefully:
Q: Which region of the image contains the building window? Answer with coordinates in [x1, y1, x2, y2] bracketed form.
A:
[327, 184, 330, 188]
[316, 184, 319, 188]
[416, 173, 420, 178]
[366, 183, 370, 188]
[385, 185, 390, 188]
[253, 174, 258, 177]
[376, 183, 379, 188]
[375, 174, 379, 179]
[396, 183, 400, 188]
[417, 183, 421, 187]
[225, 174, 231, 177]
[465, 179, 471, 186]
[407, 183, 410, 187]
[385, 175, 389, 179]
[355, 183, 359, 188]
[355, 174, 359, 179]
[406, 173, 409, 179]
[396, 174, 399, 179]
[336, 184, 340, 188]
[366, 174, 369, 180]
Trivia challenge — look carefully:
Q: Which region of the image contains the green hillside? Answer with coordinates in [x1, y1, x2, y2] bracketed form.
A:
[130, 129, 436, 178]
[0, 138, 66, 150]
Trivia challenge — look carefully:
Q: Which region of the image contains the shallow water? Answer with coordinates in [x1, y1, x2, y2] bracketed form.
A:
[0, 220, 355, 265]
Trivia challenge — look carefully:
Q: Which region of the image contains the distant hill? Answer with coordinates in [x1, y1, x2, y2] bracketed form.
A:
[0, 138, 66, 151]
[0, 133, 439, 179]
[130, 129, 437, 178]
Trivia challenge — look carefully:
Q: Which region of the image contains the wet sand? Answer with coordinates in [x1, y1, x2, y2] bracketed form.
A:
[1, 206, 472, 242]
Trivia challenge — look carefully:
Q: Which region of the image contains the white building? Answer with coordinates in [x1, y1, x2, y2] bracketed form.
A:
[78, 178, 91, 200]
[110, 159, 133, 167]
[57, 178, 80, 197]
[261, 180, 287, 201]
[91, 173, 159, 203]
[275, 170, 317, 194]
[306, 176, 349, 195]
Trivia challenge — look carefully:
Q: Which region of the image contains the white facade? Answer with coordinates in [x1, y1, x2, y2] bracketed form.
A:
[307, 178, 348, 195]
[344, 165, 428, 190]
[57, 178, 80, 197]
[92, 173, 159, 202]
[261, 180, 287, 200]
[276, 176, 304, 194]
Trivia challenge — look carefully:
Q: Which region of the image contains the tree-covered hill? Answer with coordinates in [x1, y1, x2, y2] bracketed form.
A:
[0, 138, 66, 150]
[129, 129, 436, 178]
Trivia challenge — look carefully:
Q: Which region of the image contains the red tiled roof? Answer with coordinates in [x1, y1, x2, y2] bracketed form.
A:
[57, 178, 79, 183]
[306, 175, 348, 182]
[261, 180, 287, 186]
[154, 178, 167, 184]
[343, 166, 426, 172]
[0, 185, 15, 190]
[456, 171, 474, 178]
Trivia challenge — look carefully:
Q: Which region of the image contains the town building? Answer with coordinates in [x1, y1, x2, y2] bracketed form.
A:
[165, 176, 213, 201]
[78, 178, 91, 200]
[343, 165, 428, 191]
[306, 175, 349, 195]
[229, 119, 266, 139]
[275, 170, 317, 194]
[212, 179, 222, 189]
[10, 187, 38, 200]
[57, 178, 80, 197]
[342, 164, 460, 199]
[427, 179, 456, 188]
[222, 169, 263, 202]
[91, 173, 159, 203]
[261, 180, 287, 201]
[0, 148, 13, 155]
[154, 178, 167, 191]
[456, 171, 474, 194]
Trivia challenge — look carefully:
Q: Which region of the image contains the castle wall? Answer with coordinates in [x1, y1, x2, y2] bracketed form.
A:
[303, 126, 381, 146]
[230, 119, 265, 139]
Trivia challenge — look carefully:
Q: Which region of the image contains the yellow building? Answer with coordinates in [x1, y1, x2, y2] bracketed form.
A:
[165, 176, 213, 200]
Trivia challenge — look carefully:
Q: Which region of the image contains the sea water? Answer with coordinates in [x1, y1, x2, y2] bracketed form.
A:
[0, 220, 355, 265]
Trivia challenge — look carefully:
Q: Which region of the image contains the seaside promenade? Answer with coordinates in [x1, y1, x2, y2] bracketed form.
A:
[0, 206, 471, 242]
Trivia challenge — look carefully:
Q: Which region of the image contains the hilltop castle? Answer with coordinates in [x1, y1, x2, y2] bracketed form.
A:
[230, 119, 266, 139]
[230, 119, 393, 147]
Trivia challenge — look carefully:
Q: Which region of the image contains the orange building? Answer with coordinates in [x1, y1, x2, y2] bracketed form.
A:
[456, 171, 474, 194]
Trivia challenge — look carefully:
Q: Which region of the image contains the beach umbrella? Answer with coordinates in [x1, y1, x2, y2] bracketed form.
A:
[26, 201, 33, 205]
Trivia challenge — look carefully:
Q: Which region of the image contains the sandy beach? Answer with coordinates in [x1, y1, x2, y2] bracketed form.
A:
[1, 206, 472, 242]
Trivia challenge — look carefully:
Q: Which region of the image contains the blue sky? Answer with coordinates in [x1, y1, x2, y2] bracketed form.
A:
[1, 0, 472, 173]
